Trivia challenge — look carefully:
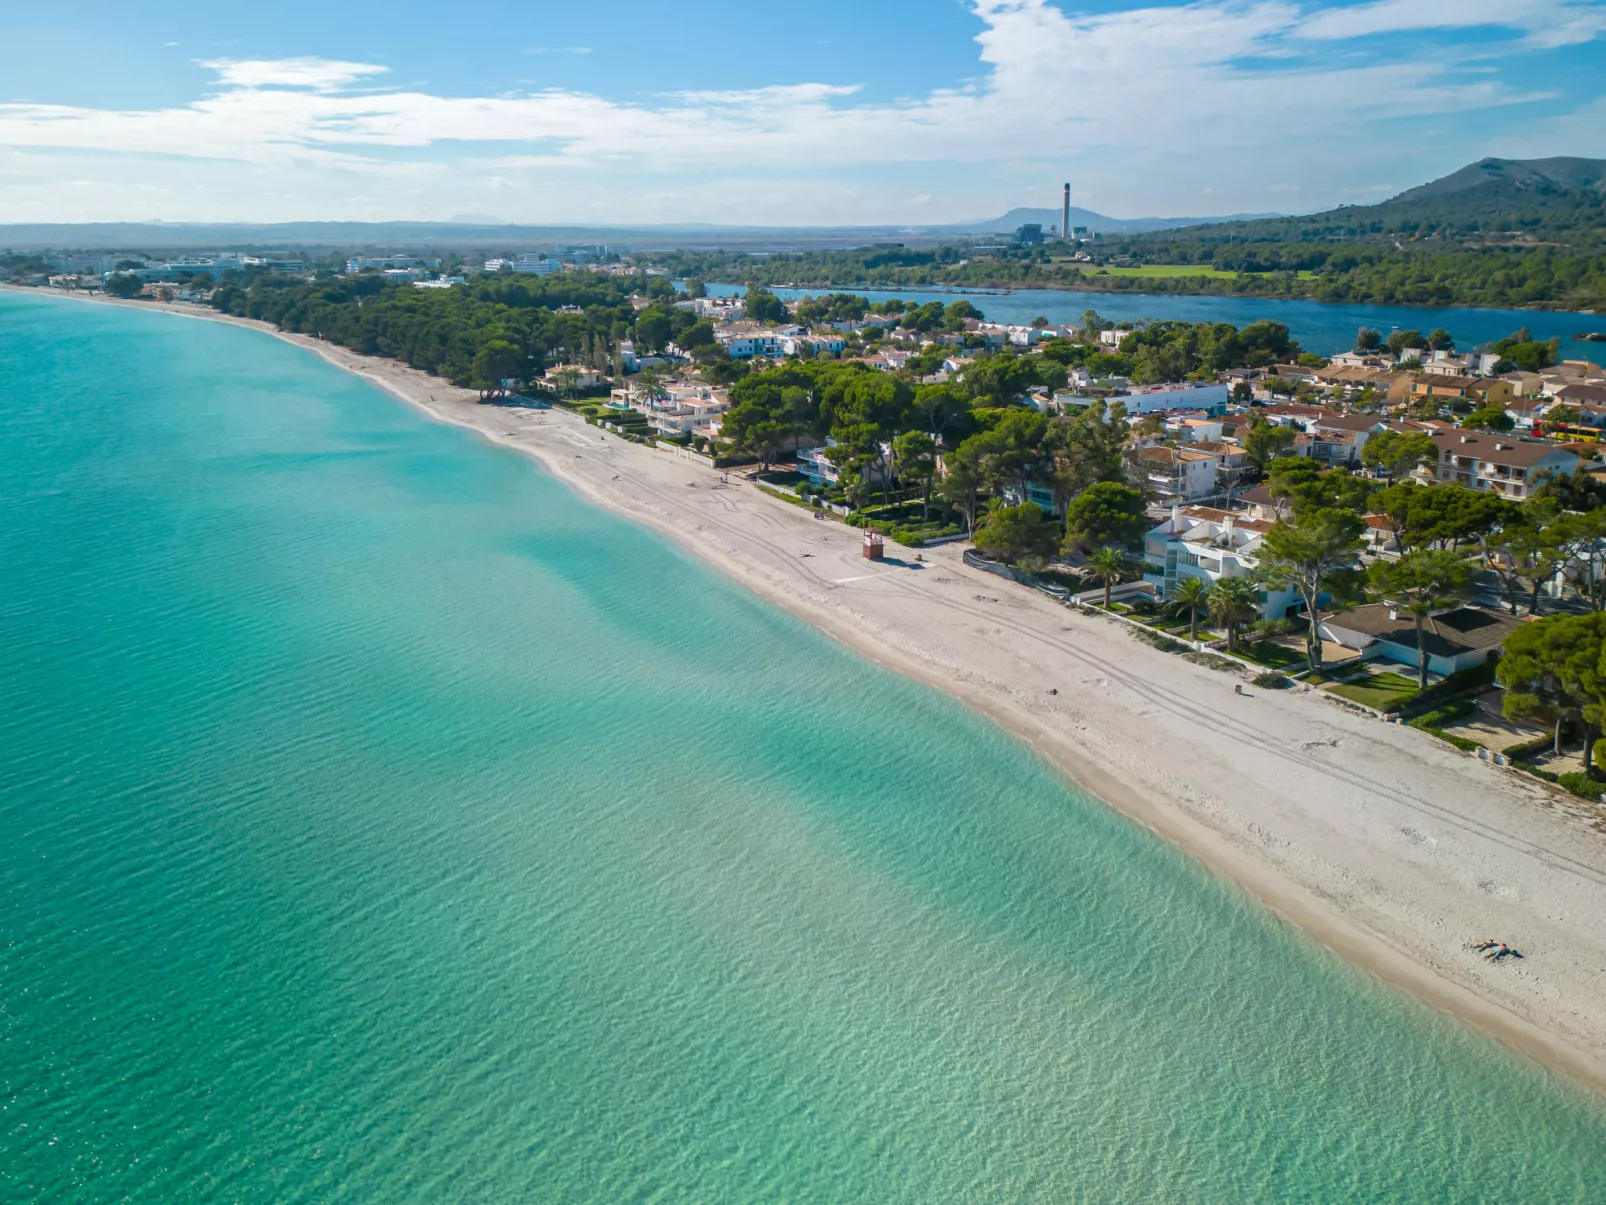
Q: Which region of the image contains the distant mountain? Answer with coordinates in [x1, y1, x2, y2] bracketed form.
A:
[941, 206, 1286, 235]
[1126, 157, 1606, 247]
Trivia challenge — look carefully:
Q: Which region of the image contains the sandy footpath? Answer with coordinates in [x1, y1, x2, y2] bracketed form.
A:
[16, 288, 1606, 1092]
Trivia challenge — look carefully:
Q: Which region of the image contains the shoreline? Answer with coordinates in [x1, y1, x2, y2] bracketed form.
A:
[727, 279, 1599, 313]
[11, 283, 1606, 1097]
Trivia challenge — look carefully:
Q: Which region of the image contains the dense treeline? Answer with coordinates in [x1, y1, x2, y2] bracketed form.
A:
[209, 271, 688, 388]
[1113, 171, 1606, 253]
[664, 245, 1606, 310]
[719, 358, 1130, 526]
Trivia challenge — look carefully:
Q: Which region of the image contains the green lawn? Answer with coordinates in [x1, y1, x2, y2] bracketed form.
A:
[1323, 670, 1419, 710]
[1142, 616, 1222, 641]
[1238, 640, 1306, 670]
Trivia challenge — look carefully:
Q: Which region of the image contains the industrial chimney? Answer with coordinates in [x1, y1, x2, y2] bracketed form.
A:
[1062, 183, 1071, 243]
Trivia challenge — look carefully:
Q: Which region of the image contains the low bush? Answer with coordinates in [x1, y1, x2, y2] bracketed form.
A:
[1252, 671, 1293, 689]
[1556, 772, 1604, 800]
[1183, 650, 1240, 673]
[1417, 727, 1481, 752]
[1406, 659, 1499, 711]
[1406, 698, 1477, 729]
[1503, 734, 1555, 761]
[1244, 617, 1296, 640]
[1131, 627, 1188, 654]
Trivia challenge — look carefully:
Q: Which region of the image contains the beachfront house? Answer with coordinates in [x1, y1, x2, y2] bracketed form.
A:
[630, 385, 730, 436]
[1141, 506, 1305, 621]
[1319, 604, 1520, 678]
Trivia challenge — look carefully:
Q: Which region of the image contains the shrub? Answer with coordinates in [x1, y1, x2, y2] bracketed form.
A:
[1556, 772, 1604, 800]
[1253, 671, 1293, 689]
[1412, 659, 1499, 708]
[973, 501, 1060, 563]
[1503, 734, 1555, 761]
[1244, 617, 1295, 640]
[1131, 627, 1187, 654]
[1183, 650, 1240, 673]
[1407, 699, 1477, 729]
[1418, 727, 1480, 752]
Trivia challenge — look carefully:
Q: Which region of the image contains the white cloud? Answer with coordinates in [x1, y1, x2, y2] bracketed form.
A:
[1297, 0, 1606, 47]
[0, 0, 1598, 222]
[198, 57, 391, 91]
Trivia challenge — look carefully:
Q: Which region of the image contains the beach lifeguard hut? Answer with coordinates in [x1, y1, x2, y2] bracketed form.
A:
[862, 529, 885, 561]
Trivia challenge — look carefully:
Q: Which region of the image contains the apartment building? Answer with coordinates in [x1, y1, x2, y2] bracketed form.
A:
[1427, 431, 1580, 500]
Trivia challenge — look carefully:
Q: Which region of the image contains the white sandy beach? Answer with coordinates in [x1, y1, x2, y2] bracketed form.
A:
[17, 287, 1606, 1092]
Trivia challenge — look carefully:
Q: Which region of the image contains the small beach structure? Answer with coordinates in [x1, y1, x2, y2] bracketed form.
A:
[863, 529, 885, 561]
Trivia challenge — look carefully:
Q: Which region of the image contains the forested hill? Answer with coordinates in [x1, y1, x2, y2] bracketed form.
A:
[1122, 158, 1606, 253]
[667, 159, 1606, 310]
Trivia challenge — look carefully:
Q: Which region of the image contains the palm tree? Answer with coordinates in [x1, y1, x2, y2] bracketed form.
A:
[1170, 575, 1211, 643]
[1086, 546, 1130, 609]
[1205, 577, 1260, 653]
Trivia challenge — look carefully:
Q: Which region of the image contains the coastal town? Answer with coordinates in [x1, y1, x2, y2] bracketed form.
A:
[11, 0, 1606, 1189]
[10, 240, 1606, 806]
[10, 220, 1606, 1096]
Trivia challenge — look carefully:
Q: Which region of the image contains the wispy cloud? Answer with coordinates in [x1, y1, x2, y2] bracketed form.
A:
[0, 3, 1552, 171]
[198, 57, 390, 91]
[0, 0, 1600, 222]
[1296, 0, 1606, 48]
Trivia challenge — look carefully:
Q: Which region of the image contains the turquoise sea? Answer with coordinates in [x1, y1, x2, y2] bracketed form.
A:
[3, 291, 1606, 1202]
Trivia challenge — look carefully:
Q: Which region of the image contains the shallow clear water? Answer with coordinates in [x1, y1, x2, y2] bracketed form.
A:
[704, 282, 1603, 356]
[3, 292, 1606, 1202]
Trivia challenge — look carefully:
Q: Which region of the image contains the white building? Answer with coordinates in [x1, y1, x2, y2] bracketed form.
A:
[1127, 446, 1223, 503]
[780, 332, 847, 357]
[347, 255, 440, 274]
[716, 322, 802, 359]
[629, 385, 730, 436]
[1116, 383, 1231, 416]
[1164, 415, 1225, 443]
[1141, 506, 1307, 621]
[485, 254, 557, 276]
[797, 445, 841, 485]
[1425, 431, 1580, 501]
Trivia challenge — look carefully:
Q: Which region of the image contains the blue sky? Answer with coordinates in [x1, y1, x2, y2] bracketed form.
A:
[2, 0, 1604, 225]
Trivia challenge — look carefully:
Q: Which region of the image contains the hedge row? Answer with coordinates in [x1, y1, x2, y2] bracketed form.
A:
[1387, 660, 1499, 716]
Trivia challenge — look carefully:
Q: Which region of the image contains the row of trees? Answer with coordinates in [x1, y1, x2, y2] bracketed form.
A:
[209, 270, 677, 393]
[662, 244, 1606, 310]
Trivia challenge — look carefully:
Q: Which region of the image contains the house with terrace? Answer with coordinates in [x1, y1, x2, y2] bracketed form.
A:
[1141, 506, 1306, 621]
[1306, 414, 1386, 466]
[1126, 446, 1223, 504]
[1424, 432, 1580, 501]
[1319, 603, 1521, 679]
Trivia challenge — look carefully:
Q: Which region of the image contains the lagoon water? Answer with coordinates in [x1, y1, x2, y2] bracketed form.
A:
[705, 282, 1603, 357]
[4, 291, 1606, 1202]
